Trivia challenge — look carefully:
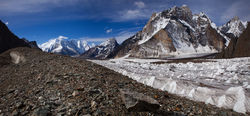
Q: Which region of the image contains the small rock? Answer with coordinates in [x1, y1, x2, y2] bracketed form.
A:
[120, 89, 160, 112]
[72, 90, 79, 97]
[16, 102, 24, 108]
[89, 89, 101, 95]
[32, 107, 50, 116]
[83, 114, 91, 116]
[91, 101, 97, 111]
[12, 109, 19, 116]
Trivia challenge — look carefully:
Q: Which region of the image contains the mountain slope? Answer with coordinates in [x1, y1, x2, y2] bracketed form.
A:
[39, 36, 91, 57]
[80, 38, 119, 59]
[115, 6, 229, 58]
[0, 20, 31, 53]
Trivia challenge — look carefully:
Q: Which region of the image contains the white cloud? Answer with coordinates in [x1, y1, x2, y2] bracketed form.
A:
[80, 37, 109, 42]
[116, 9, 148, 21]
[115, 30, 136, 43]
[74, 30, 137, 44]
[106, 29, 112, 34]
[5, 22, 9, 25]
[134, 1, 145, 8]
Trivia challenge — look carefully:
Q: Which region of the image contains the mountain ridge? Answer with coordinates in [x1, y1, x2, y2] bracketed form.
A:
[80, 38, 119, 59]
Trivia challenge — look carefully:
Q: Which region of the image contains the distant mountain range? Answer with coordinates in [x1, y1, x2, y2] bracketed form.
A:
[39, 36, 94, 57]
[0, 5, 249, 59]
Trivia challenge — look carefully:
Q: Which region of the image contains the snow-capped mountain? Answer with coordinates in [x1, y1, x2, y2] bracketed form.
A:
[115, 5, 229, 58]
[80, 38, 119, 59]
[219, 16, 248, 38]
[39, 36, 91, 57]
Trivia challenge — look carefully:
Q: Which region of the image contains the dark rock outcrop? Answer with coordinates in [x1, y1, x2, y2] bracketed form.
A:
[22, 38, 41, 50]
[0, 20, 31, 54]
[114, 32, 142, 58]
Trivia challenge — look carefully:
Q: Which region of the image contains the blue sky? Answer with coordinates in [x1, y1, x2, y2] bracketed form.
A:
[0, 0, 250, 44]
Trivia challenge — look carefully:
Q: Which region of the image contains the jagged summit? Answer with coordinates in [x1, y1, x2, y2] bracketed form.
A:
[80, 38, 119, 59]
[219, 16, 248, 38]
[121, 5, 226, 58]
[100, 38, 118, 47]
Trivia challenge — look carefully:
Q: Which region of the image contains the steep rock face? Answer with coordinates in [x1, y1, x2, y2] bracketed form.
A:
[39, 36, 91, 57]
[114, 32, 142, 58]
[130, 30, 176, 58]
[115, 6, 227, 58]
[234, 23, 250, 57]
[0, 20, 31, 53]
[80, 38, 119, 59]
[219, 16, 248, 38]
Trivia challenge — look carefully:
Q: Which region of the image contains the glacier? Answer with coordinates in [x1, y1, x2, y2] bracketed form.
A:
[91, 57, 250, 113]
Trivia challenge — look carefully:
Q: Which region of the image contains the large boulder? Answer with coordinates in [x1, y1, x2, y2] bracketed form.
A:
[120, 89, 160, 112]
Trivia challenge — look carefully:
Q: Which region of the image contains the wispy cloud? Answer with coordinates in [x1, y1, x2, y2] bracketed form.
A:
[115, 30, 136, 43]
[0, 0, 80, 15]
[134, 1, 145, 8]
[106, 29, 112, 34]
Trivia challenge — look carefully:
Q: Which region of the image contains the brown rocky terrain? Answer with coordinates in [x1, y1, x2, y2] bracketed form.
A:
[0, 47, 246, 116]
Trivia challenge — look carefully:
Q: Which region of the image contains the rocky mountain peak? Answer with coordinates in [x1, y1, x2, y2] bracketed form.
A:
[219, 16, 247, 38]
[100, 38, 118, 47]
[80, 38, 119, 59]
[115, 5, 229, 58]
[230, 16, 240, 22]
[166, 5, 192, 21]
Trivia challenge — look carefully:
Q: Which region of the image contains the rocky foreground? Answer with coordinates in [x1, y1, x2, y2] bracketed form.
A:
[0, 47, 246, 116]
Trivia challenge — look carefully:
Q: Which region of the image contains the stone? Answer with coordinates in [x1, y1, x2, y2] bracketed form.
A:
[120, 89, 160, 112]
[10, 51, 26, 64]
[72, 90, 79, 97]
[12, 109, 19, 116]
[32, 107, 50, 116]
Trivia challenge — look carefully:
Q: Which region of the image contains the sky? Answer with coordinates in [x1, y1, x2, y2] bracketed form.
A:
[0, 0, 250, 45]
